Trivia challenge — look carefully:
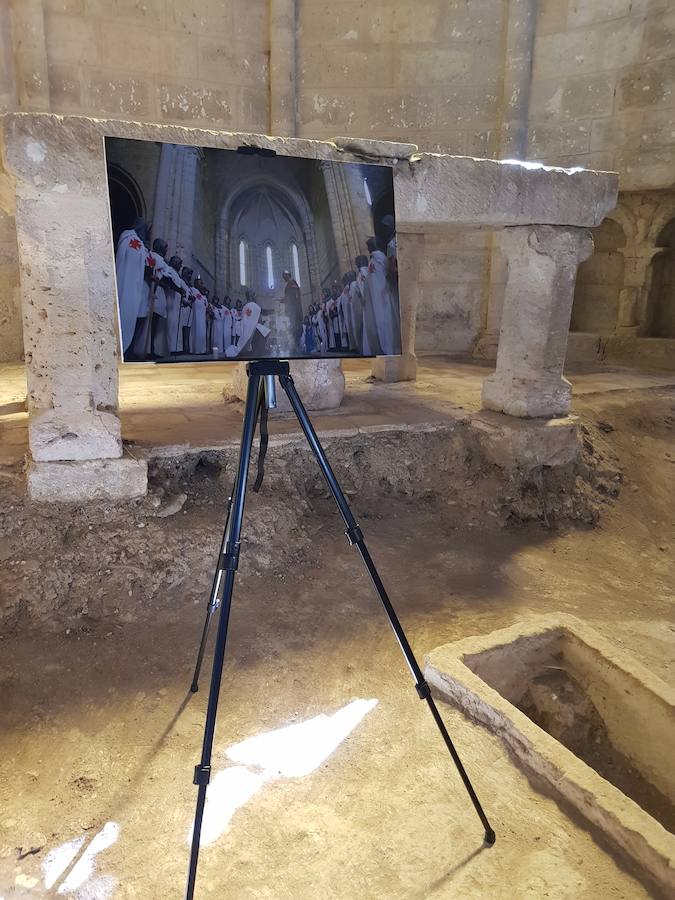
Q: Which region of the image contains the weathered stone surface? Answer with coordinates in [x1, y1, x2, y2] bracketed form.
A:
[394, 153, 618, 231]
[28, 457, 148, 502]
[29, 409, 122, 462]
[332, 136, 418, 160]
[230, 359, 345, 412]
[482, 225, 594, 418]
[470, 410, 580, 469]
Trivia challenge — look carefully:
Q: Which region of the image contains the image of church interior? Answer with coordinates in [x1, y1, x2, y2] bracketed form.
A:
[106, 139, 396, 360]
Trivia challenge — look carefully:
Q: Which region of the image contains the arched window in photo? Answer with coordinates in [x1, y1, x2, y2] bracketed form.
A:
[363, 177, 372, 207]
[291, 242, 301, 285]
[266, 244, 275, 290]
[238, 239, 247, 286]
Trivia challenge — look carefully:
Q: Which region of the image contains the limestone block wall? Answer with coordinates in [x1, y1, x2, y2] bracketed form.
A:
[416, 228, 490, 353]
[529, 0, 675, 191]
[40, 0, 269, 131]
[296, 0, 507, 155]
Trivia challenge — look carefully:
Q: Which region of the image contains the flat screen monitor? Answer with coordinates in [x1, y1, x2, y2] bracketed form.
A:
[104, 137, 401, 362]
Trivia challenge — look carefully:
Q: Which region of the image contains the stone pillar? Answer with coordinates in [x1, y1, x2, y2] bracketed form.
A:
[482, 225, 593, 418]
[321, 161, 358, 274]
[152, 144, 200, 266]
[9, 0, 50, 112]
[1, 115, 147, 501]
[371, 232, 423, 382]
[617, 245, 660, 335]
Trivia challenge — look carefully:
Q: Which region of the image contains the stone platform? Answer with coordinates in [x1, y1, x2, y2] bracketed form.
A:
[2, 355, 675, 496]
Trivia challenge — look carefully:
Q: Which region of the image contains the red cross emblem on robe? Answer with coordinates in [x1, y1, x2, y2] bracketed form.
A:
[245, 308, 252, 316]
[129, 238, 142, 250]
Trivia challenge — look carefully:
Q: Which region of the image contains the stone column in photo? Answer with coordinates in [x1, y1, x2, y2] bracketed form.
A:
[371, 232, 424, 382]
[1, 114, 147, 501]
[152, 143, 200, 266]
[482, 225, 593, 418]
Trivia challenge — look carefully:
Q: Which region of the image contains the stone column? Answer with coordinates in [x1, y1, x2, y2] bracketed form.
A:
[616, 245, 660, 335]
[2, 114, 147, 501]
[321, 161, 357, 274]
[371, 232, 423, 382]
[152, 144, 200, 266]
[482, 225, 593, 418]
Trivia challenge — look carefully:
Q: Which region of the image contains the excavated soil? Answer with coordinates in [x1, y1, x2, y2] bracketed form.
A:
[0, 387, 673, 899]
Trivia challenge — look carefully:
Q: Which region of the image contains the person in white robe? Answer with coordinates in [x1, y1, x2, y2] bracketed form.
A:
[366, 237, 400, 356]
[189, 279, 208, 355]
[224, 301, 267, 358]
[210, 299, 226, 352]
[131, 238, 179, 359]
[348, 256, 367, 353]
[164, 254, 188, 354]
[382, 214, 401, 337]
[115, 219, 149, 355]
[338, 278, 352, 350]
[232, 300, 243, 345]
[315, 300, 328, 354]
[340, 273, 358, 352]
[222, 298, 234, 349]
[357, 255, 381, 356]
[179, 266, 194, 353]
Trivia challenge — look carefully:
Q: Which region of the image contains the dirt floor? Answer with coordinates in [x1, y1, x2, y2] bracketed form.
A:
[0, 378, 673, 898]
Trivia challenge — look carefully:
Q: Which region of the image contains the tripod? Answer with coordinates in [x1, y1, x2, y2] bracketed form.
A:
[185, 359, 495, 899]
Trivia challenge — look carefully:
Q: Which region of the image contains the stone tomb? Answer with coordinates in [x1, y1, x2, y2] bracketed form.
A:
[426, 615, 675, 893]
[0, 114, 617, 501]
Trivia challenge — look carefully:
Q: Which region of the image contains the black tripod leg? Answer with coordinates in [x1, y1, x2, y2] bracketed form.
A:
[190, 495, 232, 693]
[190, 381, 265, 693]
[185, 371, 262, 900]
[279, 372, 495, 846]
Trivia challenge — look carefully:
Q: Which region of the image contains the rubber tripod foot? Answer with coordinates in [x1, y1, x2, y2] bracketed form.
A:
[484, 828, 496, 846]
[190, 683, 199, 694]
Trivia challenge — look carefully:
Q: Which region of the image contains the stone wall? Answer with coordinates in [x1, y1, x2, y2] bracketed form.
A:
[41, 0, 269, 131]
[529, 0, 675, 191]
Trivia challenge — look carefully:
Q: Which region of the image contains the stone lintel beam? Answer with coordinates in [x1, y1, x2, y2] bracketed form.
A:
[3, 113, 618, 229]
[482, 225, 593, 419]
[394, 154, 618, 231]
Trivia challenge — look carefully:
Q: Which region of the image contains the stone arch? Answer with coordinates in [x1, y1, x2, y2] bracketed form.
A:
[646, 218, 675, 338]
[106, 163, 146, 247]
[571, 217, 626, 334]
[215, 174, 321, 306]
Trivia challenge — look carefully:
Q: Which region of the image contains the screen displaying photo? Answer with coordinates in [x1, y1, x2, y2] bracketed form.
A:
[104, 137, 401, 362]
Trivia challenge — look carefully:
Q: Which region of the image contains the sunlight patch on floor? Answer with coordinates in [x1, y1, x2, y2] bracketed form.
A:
[193, 698, 378, 848]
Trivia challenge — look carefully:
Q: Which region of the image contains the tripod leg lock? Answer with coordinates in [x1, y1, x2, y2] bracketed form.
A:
[344, 524, 363, 546]
[415, 680, 431, 701]
[220, 540, 241, 571]
[193, 764, 211, 786]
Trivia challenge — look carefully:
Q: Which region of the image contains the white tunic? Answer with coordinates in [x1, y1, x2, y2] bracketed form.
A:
[359, 266, 381, 356]
[222, 307, 234, 347]
[166, 271, 189, 353]
[115, 229, 147, 352]
[348, 278, 364, 352]
[368, 250, 399, 356]
[189, 289, 208, 354]
[338, 288, 355, 349]
[132, 250, 178, 358]
[211, 306, 225, 352]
